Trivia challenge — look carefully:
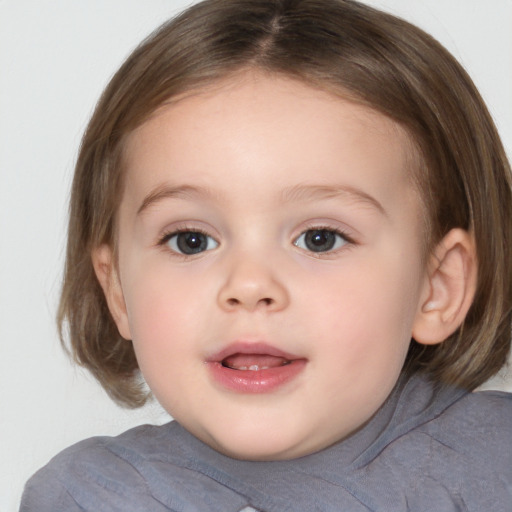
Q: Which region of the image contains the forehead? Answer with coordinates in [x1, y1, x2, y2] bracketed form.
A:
[121, 73, 418, 211]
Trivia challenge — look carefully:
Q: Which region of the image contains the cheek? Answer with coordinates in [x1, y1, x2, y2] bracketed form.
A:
[120, 260, 221, 381]
[122, 268, 195, 360]
[304, 257, 422, 363]
[123, 275, 200, 409]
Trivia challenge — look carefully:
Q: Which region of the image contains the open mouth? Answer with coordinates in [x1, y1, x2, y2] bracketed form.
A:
[221, 353, 292, 371]
[208, 342, 306, 393]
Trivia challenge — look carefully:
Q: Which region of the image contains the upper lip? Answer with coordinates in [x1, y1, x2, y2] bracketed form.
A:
[206, 341, 303, 363]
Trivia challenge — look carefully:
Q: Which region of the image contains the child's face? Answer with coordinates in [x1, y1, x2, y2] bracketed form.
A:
[111, 73, 430, 460]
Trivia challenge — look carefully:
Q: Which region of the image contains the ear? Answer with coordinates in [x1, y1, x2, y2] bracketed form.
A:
[91, 244, 132, 340]
[412, 228, 477, 346]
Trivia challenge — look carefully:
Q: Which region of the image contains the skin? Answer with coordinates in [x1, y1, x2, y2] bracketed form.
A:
[97, 72, 465, 461]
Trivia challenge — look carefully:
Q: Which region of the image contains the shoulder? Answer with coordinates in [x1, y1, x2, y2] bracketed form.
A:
[364, 383, 512, 511]
[20, 422, 181, 512]
[442, 386, 512, 419]
[395, 389, 512, 510]
[421, 389, 512, 465]
[20, 421, 247, 512]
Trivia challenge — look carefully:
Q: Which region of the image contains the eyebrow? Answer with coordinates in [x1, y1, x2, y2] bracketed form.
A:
[137, 184, 214, 215]
[280, 184, 387, 216]
[137, 182, 386, 216]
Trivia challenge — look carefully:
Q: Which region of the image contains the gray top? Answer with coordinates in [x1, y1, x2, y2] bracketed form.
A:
[20, 375, 512, 511]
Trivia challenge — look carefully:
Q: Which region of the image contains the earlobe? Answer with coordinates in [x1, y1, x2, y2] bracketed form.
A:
[91, 245, 132, 340]
[412, 228, 477, 346]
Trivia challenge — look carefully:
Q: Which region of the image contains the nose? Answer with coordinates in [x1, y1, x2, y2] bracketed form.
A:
[217, 253, 290, 312]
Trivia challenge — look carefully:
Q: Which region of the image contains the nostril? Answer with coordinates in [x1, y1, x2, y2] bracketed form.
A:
[224, 296, 274, 309]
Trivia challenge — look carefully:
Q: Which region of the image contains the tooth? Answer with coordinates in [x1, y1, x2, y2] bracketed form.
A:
[249, 365, 259, 371]
[239, 366, 248, 370]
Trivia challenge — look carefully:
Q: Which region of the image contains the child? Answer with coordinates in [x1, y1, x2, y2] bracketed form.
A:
[21, 0, 512, 510]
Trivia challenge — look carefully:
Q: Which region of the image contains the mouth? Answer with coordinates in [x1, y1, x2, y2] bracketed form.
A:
[221, 353, 292, 371]
[207, 342, 307, 393]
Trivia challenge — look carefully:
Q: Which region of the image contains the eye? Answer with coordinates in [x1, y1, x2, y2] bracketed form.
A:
[165, 231, 219, 255]
[294, 228, 349, 253]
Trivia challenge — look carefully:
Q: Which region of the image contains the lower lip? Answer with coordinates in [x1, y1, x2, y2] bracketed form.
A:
[207, 360, 307, 393]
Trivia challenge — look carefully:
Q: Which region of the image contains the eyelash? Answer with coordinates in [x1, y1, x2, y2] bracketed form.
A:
[157, 225, 356, 257]
[293, 225, 355, 256]
[158, 227, 219, 257]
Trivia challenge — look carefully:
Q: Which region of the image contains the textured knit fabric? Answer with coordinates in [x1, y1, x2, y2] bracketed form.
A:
[20, 375, 512, 512]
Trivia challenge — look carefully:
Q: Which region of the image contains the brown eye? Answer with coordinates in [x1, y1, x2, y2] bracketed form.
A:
[294, 229, 347, 253]
[166, 231, 219, 255]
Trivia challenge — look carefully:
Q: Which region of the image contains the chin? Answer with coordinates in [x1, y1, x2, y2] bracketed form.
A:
[190, 423, 290, 461]
[215, 441, 299, 461]
[205, 427, 319, 461]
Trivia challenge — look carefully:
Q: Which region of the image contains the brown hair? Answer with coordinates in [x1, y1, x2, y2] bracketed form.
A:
[58, 0, 512, 407]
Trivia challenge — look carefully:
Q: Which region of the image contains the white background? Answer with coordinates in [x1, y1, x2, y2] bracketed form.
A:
[1, 1, 511, 510]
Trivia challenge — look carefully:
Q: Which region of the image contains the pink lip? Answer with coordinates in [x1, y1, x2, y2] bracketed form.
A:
[206, 341, 307, 394]
[208, 341, 301, 363]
